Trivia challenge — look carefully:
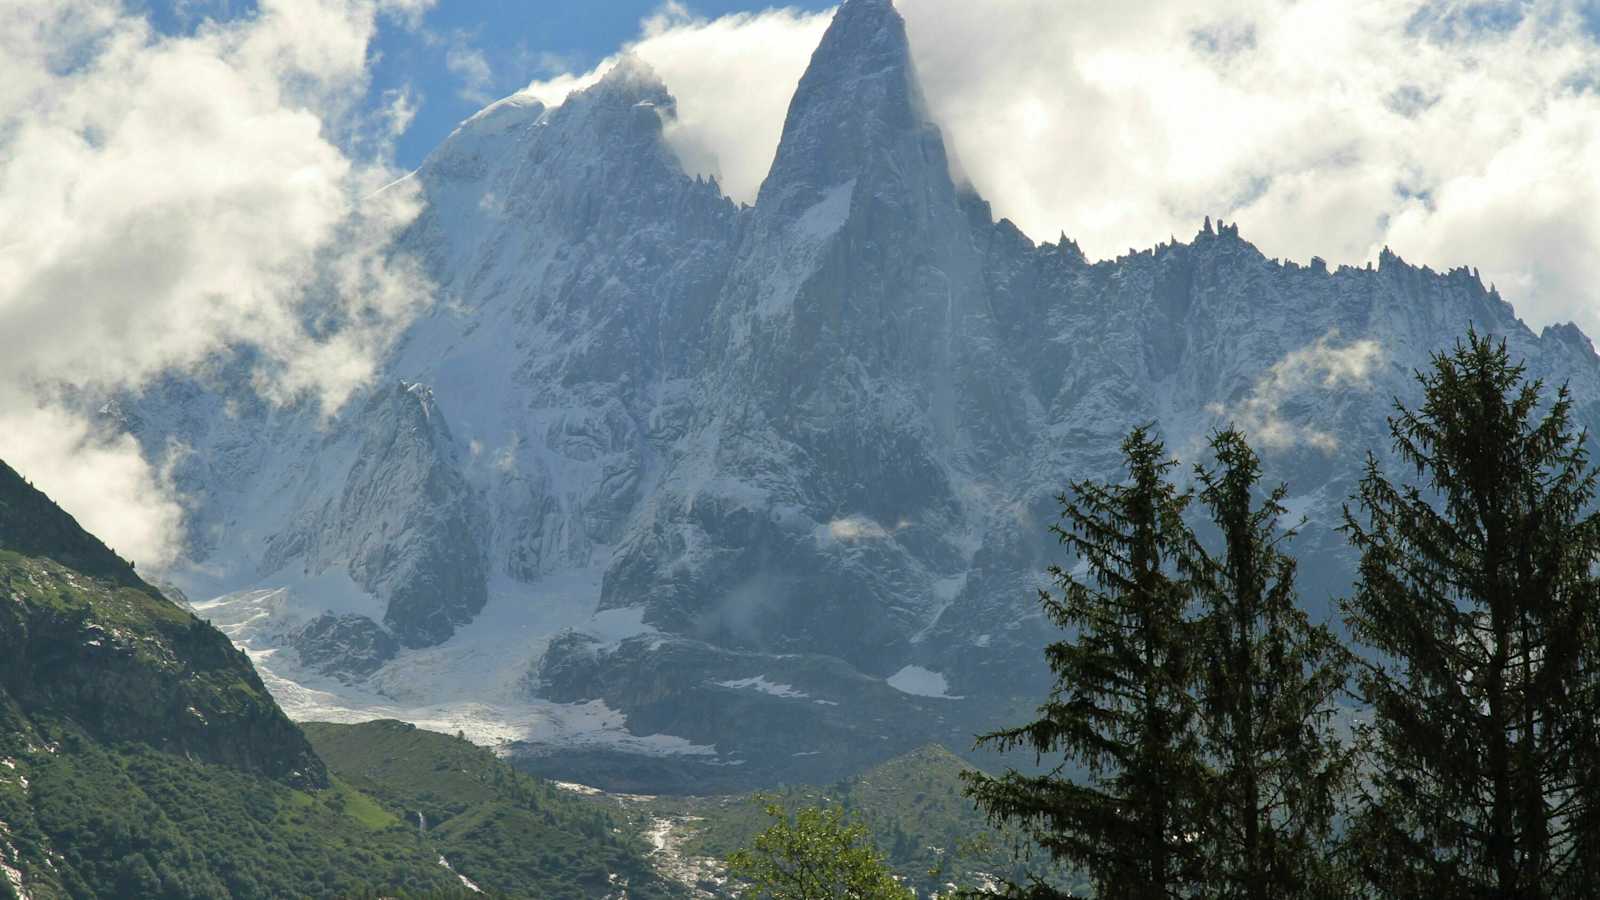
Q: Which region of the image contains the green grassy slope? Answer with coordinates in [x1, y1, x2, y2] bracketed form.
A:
[0, 461, 476, 899]
[304, 720, 684, 899]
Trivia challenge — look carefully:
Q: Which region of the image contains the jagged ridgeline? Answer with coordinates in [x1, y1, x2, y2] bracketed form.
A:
[120, 0, 1600, 792]
[0, 460, 679, 899]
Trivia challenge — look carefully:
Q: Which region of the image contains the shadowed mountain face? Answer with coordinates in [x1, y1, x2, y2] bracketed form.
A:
[118, 0, 1600, 790]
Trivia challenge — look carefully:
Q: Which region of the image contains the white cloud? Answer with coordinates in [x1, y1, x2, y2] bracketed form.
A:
[826, 515, 910, 541]
[520, 68, 610, 110]
[896, 0, 1600, 334]
[0, 406, 185, 569]
[1209, 332, 1383, 452]
[0, 0, 434, 567]
[446, 36, 494, 104]
[521, 0, 1600, 333]
[521, 3, 833, 205]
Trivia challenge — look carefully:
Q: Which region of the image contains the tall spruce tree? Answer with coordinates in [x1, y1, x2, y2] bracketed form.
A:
[1190, 428, 1356, 900]
[964, 426, 1206, 900]
[1341, 331, 1600, 897]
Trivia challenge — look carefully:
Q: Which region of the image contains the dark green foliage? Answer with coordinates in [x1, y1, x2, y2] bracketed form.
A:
[0, 468, 326, 789]
[1341, 331, 1600, 896]
[964, 426, 1207, 899]
[726, 800, 913, 899]
[303, 719, 682, 899]
[1190, 429, 1355, 899]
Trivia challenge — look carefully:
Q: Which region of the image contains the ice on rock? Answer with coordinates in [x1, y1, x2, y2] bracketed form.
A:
[120, 0, 1600, 790]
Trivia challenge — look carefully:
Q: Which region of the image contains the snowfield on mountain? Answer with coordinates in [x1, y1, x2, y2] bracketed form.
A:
[120, 0, 1600, 790]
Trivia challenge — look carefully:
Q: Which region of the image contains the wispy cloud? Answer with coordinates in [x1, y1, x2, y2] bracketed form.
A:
[445, 35, 494, 105]
[0, 0, 434, 566]
[522, 0, 1600, 336]
[520, 3, 833, 204]
[1209, 332, 1383, 452]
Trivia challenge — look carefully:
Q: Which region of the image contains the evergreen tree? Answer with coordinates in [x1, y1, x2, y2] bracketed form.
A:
[1190, 428, 1355, 900]
[1341, 330, 1600, 897]
[964, 426, 1206, 899]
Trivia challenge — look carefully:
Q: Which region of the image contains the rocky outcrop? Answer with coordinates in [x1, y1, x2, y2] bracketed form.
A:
[289, 613, 400, 681]
[259, 382, 489, 648]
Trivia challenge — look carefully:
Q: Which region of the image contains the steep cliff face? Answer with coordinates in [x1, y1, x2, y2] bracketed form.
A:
[259, 382, 488, 649]
[118, 0, 1600, 789]
[601, 0, 991, 672]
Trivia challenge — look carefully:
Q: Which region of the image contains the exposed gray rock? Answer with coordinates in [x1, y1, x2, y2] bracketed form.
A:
[289, 613, 400, 681]
[122, 0, 1600, 789]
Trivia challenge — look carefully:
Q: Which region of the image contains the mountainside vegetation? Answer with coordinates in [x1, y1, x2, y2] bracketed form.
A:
[7, 327, 1598, 900]
[639, 744, 1083, 897]
[303, 719, 682, 898]
[0, 460, 672, 900]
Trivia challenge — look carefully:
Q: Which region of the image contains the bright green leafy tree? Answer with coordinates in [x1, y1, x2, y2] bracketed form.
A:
[727, 800, 913, 900]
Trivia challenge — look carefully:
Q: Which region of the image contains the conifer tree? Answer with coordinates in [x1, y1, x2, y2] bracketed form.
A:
[964, 426, 1206, 899]
[1341, 330, 1600, 897]
[1189, 428, 1355, 900]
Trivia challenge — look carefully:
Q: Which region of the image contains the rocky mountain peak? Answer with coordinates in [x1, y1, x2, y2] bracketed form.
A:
[758, 0, 952, 216]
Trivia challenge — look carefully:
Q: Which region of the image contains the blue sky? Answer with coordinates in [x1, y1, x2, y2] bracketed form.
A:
[6, 0, 1600, 559]
[370, 1, 834, 166]
[121, 0, 1600, 332]
[137, 1, 836, 169]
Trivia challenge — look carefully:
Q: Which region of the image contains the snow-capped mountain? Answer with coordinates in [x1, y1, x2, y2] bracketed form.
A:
[124, 0, 1600, 789]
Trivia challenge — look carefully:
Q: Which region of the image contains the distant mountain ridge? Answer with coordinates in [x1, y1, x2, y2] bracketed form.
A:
[115, 0, 1600, 790]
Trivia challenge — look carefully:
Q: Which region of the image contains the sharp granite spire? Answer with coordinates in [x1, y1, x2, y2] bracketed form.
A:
[757, 0, 954, 215]
[114, 0, 1600, 796]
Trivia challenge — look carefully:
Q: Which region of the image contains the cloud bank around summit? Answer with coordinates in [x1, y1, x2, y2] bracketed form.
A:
[0, 0, 435, 566]
[521, 3, 835, 206]
[525, 0, 1600, 337]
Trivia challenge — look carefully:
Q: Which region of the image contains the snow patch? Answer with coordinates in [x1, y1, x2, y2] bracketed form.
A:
[825, 515, 900, 542]
[438, 856, 483, 893]
[714, 675, 808, 699]
[886, 665, 963, 699]
[1279, 487, 1324, 530]
[194, 568, 712, 759]
[796, 179, 855, 240]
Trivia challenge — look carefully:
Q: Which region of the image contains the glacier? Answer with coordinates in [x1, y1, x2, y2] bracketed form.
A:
[116, 0, 1600, 790]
